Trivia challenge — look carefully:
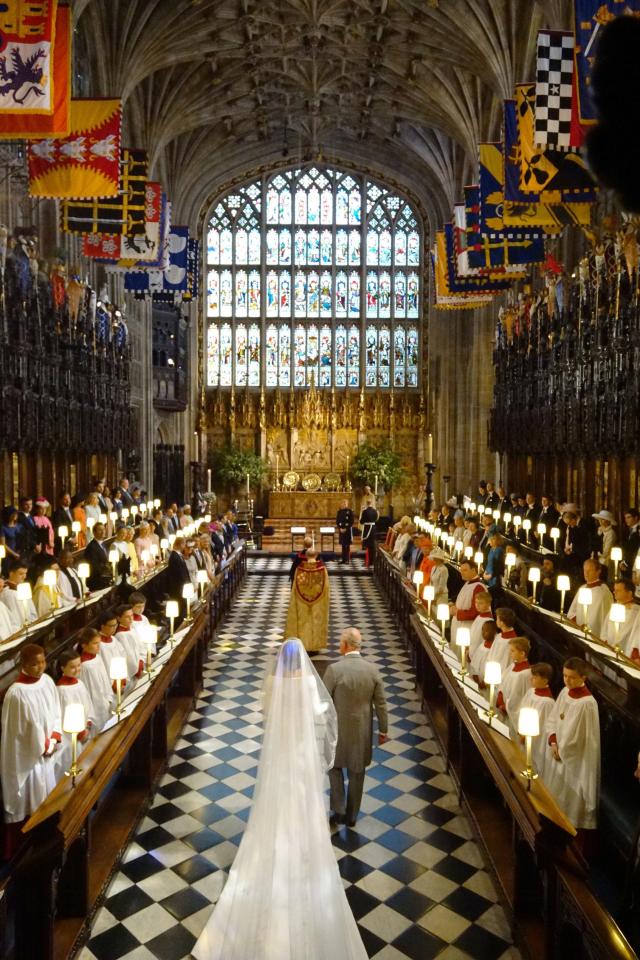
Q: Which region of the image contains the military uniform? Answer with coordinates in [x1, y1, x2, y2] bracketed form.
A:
[336, 507, 355, 564]
[359, 505, 379, 567]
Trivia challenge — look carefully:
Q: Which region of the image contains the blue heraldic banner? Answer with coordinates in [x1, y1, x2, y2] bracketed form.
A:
[575, 0, 640, 124]
[443, 224, 511, 293]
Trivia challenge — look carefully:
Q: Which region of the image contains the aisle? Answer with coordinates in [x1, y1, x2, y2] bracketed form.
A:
[78, 559, 520, 960]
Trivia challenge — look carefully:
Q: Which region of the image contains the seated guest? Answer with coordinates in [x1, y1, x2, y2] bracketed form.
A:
[428, 547, 449, 607]
[78, 627, 118, 729]
[495, 485, 509, 513]
[484, 481, 500, 509]
[150, 508, 167, 539]
[32, 497, 54, 555]
[224, 510, 239, 543]
[592, 509, 617, 579]
[52, 491, 76, 552]
[437, 502, 453, 529]
[478, 514, 496, 554]
[1, 559, 37, 630]
[605, 578, 640, 658]
[56, 548, 84, 605]
[198, 533, 217, 582]
[463, 519, 481, 551]
[622, 507, 640, 574]
[449, 559, 488, 645]
[522, 492, 541, 544]
[505, 544, 528, 597]
[16, 496, 42, 562]
[469, 590, 494, 660]
[562, 504, 592, 580]
[539, 558, 561, 613]
[129, 592, 156, 652]
[489, 607, 519, 673]
[0, 578, 17, 639]
[391, 517, 412, 561]
[0, 644, 61, 847]
[518, 663, 555, 782]
[0, 506, 22, 568]
[452, 514, 466, 543]
[84, 522, 112, 590]
[122, 526, 140, 575]
[84, 492, 102, 542]
[210, 521, 227, 561]
[539, 494, 560, 544]
[114, 603, 145, 681]
[167, 536, 190, 600]
[33, 561, 63, 617]
[184, 538, 199, 588]
[118, 476, 134, 508]
[496, 637, 532, 728]
[70, 494, 88, 550]
[567, 558, 612, 637]
[418, 537, 435, 583]
[56, 650, 94, 745]
[134, 521, 154, 567]
[469, 624, 498, 688]
[404, 534, 425, 580]
[482, 532, 505, 592]
[546, 657, 600, 830]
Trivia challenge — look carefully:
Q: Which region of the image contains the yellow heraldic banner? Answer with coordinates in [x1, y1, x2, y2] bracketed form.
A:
[27, 99, 122, 198]
[432, 232, 494, 311]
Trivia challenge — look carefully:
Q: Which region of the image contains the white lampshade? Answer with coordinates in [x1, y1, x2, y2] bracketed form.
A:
[109, 511, 117, 523]
[62, 702, 86, 734]
[99, 513, 108, 524]
[16, 582, 32, 601]
[550, 526, 560, 540]
[42, 569, 57, 587]
[464, 546, 473, 559]
[635, 555, 640, 571]
[182, 582, 195, 600]
[436, 603, 450, 622]
[121, 507, 130, 520]
[484, 661, 502, 685]
[609, 602, 626, 624]
[413, 570, 424, 586]
[522, 518, 531, 531]
[160, 538, 169, 551]
[71, 520, 81, 534]
[434, 527, 442, 540]
[150, 543, 159, 557]
[537, 523, 546, 536]
[168, 533, 176, 547]
[413, 515, 420, 525]
[477, 505, 485, 515]
[492, 510, 500, 520]
[108, 548, 119, 564]
[528, 567, 541, 583]
[557, 574, 570, 592]
[505, 553, 516, 569]
[86, 517, 96, 531]
[77, 562, 90, 580]
[196, 569, 208, 585]
[147, 500, 154, 512]
[139, 503, 147, 515]
[577, 586, 593, 607]
[153, 498, 161, 508]
[503, 512, 512, 524]
[423, 584, 435, 602]
[518, 707, 540, 737]
[447, 536, 455, 549]
[474, 551, 484, 566]
[141, 624, 158, 647]
[469, 502, 477, 512]
[131, 506, 139, 517]
[58, 524, 68, 539]
[611, 546, 623, 563]
[0, 544, 5, 559]
[141, 549, 150, 566]
[109, 656, 127, 681]
[166, 600, 179, 619]
[456, 627, 471, 649]
[454, 541, 463, 555]
[513, 515, 522, 527]
[204, 514, 211, 523]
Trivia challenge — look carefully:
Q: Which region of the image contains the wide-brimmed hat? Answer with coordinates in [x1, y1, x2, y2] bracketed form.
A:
[561, 502, 580, 515]
[429, 547, 447, 560]
[592, 509, 616, 525]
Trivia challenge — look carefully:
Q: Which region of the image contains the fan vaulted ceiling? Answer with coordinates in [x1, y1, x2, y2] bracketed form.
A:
[73, 0, 571, 230]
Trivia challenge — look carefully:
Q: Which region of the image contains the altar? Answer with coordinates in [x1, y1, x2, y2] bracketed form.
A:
[268, 491, 352, 519]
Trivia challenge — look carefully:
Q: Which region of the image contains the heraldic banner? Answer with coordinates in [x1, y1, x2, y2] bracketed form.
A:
[27, 98, 121, 197]
[0, 2, 71, 139]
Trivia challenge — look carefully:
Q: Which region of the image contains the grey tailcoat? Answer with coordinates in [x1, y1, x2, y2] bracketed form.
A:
[323, 654, 388, 771]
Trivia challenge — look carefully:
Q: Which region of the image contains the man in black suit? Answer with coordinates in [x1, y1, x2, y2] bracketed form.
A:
[84, 522, 112, 590]
[622, 508, 640, 573]
[52, 491, 76, 552]
[562, 505, 592, 582]
[118, 477, 134, 508]
[484, 482, 500, 510]
[16, 496, 41, 561]
[336, 499, 355, 564]
[538, 494, 560, 549]
[91, 479, 109, 515]
[167, 537, 192, 610]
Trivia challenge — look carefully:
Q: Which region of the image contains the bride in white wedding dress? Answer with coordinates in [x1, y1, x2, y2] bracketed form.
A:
[192, 637, 368, 960]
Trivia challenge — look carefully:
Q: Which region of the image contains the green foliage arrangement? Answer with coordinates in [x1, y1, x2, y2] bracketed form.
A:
[211, 446, 266, 488]
[351, 441, 404, 491]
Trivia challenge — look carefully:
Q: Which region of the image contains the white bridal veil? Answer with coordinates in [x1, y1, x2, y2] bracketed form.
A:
[193, 638, 368, 960]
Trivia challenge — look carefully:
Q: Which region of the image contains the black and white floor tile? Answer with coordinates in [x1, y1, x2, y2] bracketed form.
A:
[77, 557, 521, 960]
[249, 552, 368, 574]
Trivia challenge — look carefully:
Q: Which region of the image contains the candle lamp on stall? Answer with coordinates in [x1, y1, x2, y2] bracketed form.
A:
[474, 551, 484, 574]
[609, 603, 626, 657]
[16, 582, 32, 629]
[153, 498, 161, 509]
[63, 703, 85, 784]
[77, 562, 90, 598]
[99, 512, 108, 525]
[142, 624, 158, 680]
[484, 661, 502, 726]
[446, 535, 455, 556]
[412, 570, 424, 600]
[110, 657, 127, 721]
[141, 548, 150, 571]
[58, 525, 68, 548]
[108, 548, 119, 582]
[166, 600, 179, 643]
[505, 552, 516, 581]
[577, 586, 593, 632]
[492, 509, 500, 522]
[150, 543, 159, 565]
[456, 627, 470, 680]
[42, 568, 57, 609]
[503, 512, 512, 527]
[182, 582, 195, 621]
[86, 517, 96, 537]
[611, 546, 622, 579]
[464, 546, 473, 560]
[513, 515, 522, 537]
[196, 568, 208, 601]
[550, 527, 560, 552]
[121, 507, 130, 523]
[109, 511, 118, 528]
[518, 707, 540, 790]
[422, 584, 435, 618]
[131, 506, 139, 520]
[522, 518, 531, 544]
[528, 566, 541, 604]
[536, 522, 546, 544]
[71, 520, 82, 541]
[436, 603, 449, 648]
[160, 538, 169, 559]
[557, 575, 570, 616]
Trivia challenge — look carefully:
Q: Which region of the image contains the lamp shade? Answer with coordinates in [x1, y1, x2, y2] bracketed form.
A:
[513, 515, 521, 527]
[141, 549, 150, 566]
[168, 533, 176, 547]
[518, 707, 540, 737]
[16, 582, 32, 601]
[109, 511, 118, 522]
[484, 661, 502, 685]
[493, 510, 500, 520]
[204, 514, 211, 523]
[71, 520, 81, 534]
[456, 627, 471, 649]
[109, 656, 127, 681]
[577, 586, 593, 607]
[609, 602, 626, 624]
[42, 569, 57, 587]
[611, 546, 623, 563]
[182, 583, 195, 600]
[141, 624, 158, 647]
[434, 527, 442, 540]
[536, 523, 546, 536]
[557, 574, 570, 592]
[447, 536, 455, 549]
[86, 517, 96, 530]
[99, 513, 108, 524]
[196, 569, 208, 585]
[423, 584, 435, 602]
[477, 505, 485, 515]
[160, 538, 169, 552]
[0, 544, 5, 559]
[436, 603, 450, 622]
[454, 541, 463, 555]
[469, 502, 477, 512]
[550, 526, 560, 540]
[413, 570, 424, 586]
[522, 518, 531, 531]
[528, 567, 541, 583]
[464, 546, 473, 559]
[505, 553, 516, 569]
[503, 512, 512, 524]
[62, 702, 86, 734]
[474, 551, 484, 566]
[108, 548, 119, 564]
[153, 498, 161, 508]
[150, 543, 159, 557]
[58, 524, 68, 539]
[413, 516, 420, 525]
[77, 562, 90, 580]
[166, 600, 179, 619]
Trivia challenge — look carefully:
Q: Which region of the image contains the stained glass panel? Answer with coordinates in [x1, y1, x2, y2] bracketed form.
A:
[266, 270, 278, 317]
[336, 189, 348, 224]
[207, 269, 219, 317]
[379, 272, 391, 318]
[335, 325, 347, 387]
[319, 325, 332, 386]
[366, 271, 378, 318]
[336, 271, 347, 316]
[395, 271, 406, 318]
[366, 230, 378, 265]
[235, 229, 248, 263]
[408, 231, 420, 265]
[336, 229, 348, 265]
[407, 328, 419, 387]
[279, 271, 291, 317]
[279, 325, 291, 387]
[248, 323, 260, 386]
[266, 188, 278, 223]
[349, 230, 360, 265]
[294, 325, 306, 386]
[379, 327, 391, 387]
[307, 229, 320, 264]
[365, 326, 377, 386]
[279, 229, 291, 264]
[220, 270, 233, 317]
[294, 272, 306, 317]
[248, 270, 260, 316]
[380, 230, 392, 266]
[207, 228, 219, 264]
[235, 270, 247, 317]
[235, 324, 248, 385]
[279, 188, 292, 224]
[395, 230, 406, 264]
[294, 229, 306, 265]
[266, 229, 278, 264]
[266, 324, 278, 386]
[207, 325, 219, 386]
[394, 327, 406, 388]
[348, 271, 360, 316]
[220, 229, 232, 263]
[248, 229, 261, 263]
[321, 189, 332, 223]
[349, 188, 361, 224]
[220, 324, 232, 385]
[320, 229, 332, 265]
[295, 188, 307, 223]
[308, 186, 320, 223]
[408, 272, 419, 317]
[348, 326, 359, 386]
[307, 271, 319, 316]
[307, 325, 319, 386]
[320, 271, 332, 316]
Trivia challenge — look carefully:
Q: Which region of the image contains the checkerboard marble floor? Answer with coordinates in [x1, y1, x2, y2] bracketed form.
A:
[77, 558, 521, 960]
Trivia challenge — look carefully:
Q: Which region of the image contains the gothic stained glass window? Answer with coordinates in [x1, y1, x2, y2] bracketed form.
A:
[206, 166, 422, 389]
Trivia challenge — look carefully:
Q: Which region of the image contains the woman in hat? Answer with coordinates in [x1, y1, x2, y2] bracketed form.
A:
[593, 509, 618, 580]
[32, 498, 54, 555]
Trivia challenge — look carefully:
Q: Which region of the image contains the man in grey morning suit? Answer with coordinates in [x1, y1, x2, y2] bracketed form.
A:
[323, 627, 388, 827]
